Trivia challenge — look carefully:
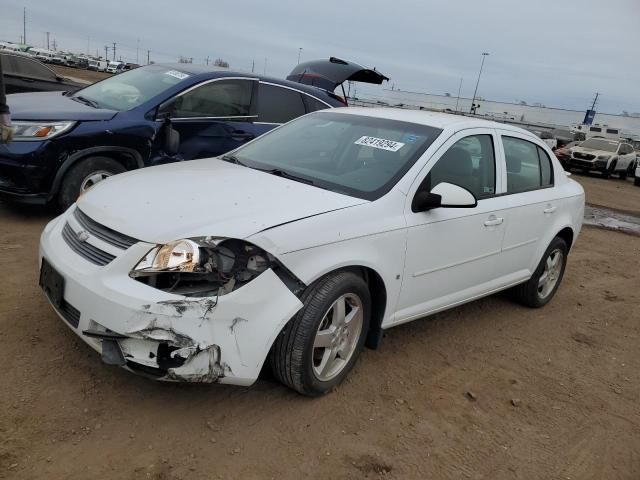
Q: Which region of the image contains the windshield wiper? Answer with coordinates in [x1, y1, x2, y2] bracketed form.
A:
[259, 168, 315, 186]
[72, 95, 99, 109]
[221, 154, 248, 167]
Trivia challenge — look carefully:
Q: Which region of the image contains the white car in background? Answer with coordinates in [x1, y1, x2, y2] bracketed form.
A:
[568, 138, 637, 179]
[39, 108, 584, 396]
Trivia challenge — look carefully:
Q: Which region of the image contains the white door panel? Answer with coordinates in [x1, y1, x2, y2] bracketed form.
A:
[396, 199, 510, 322]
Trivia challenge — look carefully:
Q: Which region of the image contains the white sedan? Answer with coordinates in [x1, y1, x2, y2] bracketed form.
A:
[39, 108, 585, 396]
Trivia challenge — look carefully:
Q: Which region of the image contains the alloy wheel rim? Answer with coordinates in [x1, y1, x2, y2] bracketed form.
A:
[80, 170, 113, 193]
[312, 293, 363, 382]
[537, 249, 564, 299]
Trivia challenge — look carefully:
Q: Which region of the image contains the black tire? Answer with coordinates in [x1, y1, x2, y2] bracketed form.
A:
[635, 177, 640, 187]
[57, 156, 126, 211]
[619, 169, 627, 180]
[602, 160, 616, 179]
[270, 271, 371, 396]
[512, 236, 568, 308]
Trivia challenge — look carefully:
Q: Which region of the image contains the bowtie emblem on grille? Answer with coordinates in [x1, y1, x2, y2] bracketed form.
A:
[77, 230, 90, 243]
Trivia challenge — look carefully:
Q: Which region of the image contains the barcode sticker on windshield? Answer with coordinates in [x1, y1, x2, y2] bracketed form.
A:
[355, 136, 405, 152]
[165, 70, 189, 80]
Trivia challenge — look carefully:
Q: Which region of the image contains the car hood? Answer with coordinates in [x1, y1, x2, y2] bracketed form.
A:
[77, 159, 367, 244]
[7, 91, 118, 121]
[571, 146, 611, 156]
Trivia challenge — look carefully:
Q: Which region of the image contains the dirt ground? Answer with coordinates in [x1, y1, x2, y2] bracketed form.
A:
[571, 172, 640, 216]
[1, 177, 639, 479]
[51, 65, 111, 84]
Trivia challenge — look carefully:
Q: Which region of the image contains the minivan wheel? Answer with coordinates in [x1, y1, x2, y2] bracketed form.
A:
[57, 157, 126, 211]
[270, 271, 371, 396]
[512, 236, 568, 308]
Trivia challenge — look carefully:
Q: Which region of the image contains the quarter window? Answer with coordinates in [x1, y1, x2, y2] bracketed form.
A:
[503, 137, 554, 194]
[257, 83, 305, 123]
[425, 134, 496, 200]
[165, 79, 254, 118]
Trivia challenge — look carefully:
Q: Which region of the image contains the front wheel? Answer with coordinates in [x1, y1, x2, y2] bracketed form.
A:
[57, 157, 126, 211]
[635, 177, 640, 187]
[512, 237, 568, 308]
[270, 271, 371, 396]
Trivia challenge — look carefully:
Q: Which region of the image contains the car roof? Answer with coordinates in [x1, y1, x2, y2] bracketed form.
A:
[326, 107, 539, 136]
[153, 63, 341, 102]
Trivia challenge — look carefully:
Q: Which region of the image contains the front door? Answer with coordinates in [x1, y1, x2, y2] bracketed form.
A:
[394, 129, 511, 324]
[152, 77, 268, 163]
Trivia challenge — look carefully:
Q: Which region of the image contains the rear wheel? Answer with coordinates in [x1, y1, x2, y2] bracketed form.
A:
[57, 157, 126, 211]
[512, 237, 568, 308]
[270, 271, 370, 396]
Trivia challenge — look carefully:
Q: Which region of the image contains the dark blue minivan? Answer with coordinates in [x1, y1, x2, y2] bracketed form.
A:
[0, 57, 387, 209]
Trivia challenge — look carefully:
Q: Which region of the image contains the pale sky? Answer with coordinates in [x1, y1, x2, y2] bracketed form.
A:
[2, 0, 639, 114]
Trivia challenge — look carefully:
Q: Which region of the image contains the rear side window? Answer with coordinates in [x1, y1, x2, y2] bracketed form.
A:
[257, 83, 305, 123]
[425, 134, 496, 200]
[170, 79, 254, 118]
[303, 95, 330, 113]
[503, 137, 553, 194]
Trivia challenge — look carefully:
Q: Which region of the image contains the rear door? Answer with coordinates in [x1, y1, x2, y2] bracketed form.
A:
[499, 132, 557, 275]
[157, 77, 263, 161]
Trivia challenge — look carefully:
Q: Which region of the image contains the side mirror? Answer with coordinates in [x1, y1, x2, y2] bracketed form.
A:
[412, 182, 477, 212]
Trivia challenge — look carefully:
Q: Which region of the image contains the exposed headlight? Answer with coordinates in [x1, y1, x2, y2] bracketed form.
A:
[12, 121, 76, 141]
[597, 155, 611, 160]
[131, 237, 303, 297]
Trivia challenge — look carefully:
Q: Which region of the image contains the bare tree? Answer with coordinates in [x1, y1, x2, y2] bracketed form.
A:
[213, 58, 229, 68]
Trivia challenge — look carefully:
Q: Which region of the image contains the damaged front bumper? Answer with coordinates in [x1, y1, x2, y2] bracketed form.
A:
[39, 213, 304, 386]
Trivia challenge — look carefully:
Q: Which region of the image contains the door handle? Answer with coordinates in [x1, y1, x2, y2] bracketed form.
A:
[230, 130, 255, 141]
[484, 217, 504, 227]
[543, 206, 557, 214]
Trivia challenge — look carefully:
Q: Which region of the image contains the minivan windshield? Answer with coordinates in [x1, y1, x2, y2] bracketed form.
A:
[72, 65, 190, 111]
[230, 112, 442, 200]
[581, 138, 619, 152]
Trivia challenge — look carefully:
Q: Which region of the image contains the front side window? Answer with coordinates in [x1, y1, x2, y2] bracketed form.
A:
[167, 79, 255, 118]
[257, 84, 305, 123]
[231, 112, 442, 200]
[503, 137, 553, 194]
[424, 134, 496, 200]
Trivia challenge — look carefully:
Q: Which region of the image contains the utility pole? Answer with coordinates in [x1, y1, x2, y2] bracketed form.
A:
[136, 38, 140, 64]
[23, 7, 26, 45]
[147, 49, 150, 65]
[263, 57, 267, 75]
[455, 77, 463, 113]
[52, 38, 57, 51]
[470, 52, 489, 114]
[105, 45, 109, 60]
[297, 47, 302, 65]
[251, 59, 255, 73]
[206, 56, 209, 65]
[87, 35, 90, 55]
[46, 31, 50, 50]
[112, 42, 116, 61]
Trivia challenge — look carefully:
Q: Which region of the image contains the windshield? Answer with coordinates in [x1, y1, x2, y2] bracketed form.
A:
[231, 112, 442, 200]
[581, 139, 618, 152]
[72, 65, 190, 110]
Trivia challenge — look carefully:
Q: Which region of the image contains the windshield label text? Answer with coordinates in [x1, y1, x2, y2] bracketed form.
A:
[355, 136, 405, 152]
[165, 70, 190, 80]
